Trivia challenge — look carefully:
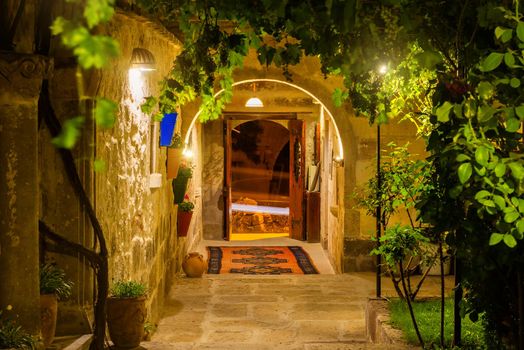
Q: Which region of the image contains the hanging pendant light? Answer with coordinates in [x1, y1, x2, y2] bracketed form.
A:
[245, 83, 264, 107]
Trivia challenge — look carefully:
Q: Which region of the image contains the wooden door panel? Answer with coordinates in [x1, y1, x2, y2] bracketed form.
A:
[289, 119, 305, 241]
[224, 120, 232, 240]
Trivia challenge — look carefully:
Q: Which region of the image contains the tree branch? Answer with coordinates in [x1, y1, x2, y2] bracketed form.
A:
[39, 220, 102, 266]
[38, 80, 108, 259]
[6, 0, 26, 49]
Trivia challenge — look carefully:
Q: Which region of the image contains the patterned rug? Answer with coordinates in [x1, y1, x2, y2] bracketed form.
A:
[207, 246, 319, 275]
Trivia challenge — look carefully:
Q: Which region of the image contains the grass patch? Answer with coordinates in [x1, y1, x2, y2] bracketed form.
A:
[389, 298, 486, 349]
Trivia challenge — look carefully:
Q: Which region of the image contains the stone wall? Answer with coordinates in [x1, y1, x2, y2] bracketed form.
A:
[0, 53, 49, 334]
[93, 11, 185, 324]
[343, 118, 426, 272]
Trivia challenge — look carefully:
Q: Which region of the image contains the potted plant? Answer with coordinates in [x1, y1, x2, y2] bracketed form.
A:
[106, 280, 147, 349]
[167, 133, 183, 180]
[172, 165, 193, 204]
[177, 199, 195, 237]
[39, 263, 73, 348]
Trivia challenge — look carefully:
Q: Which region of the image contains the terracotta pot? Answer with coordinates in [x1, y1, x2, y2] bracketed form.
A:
[166, 148, 183, 179]
[40, 294, 58, 348]
[106, 297, 146, 349]
[182, 252, 207, 278]
[177, 210, 193, 237]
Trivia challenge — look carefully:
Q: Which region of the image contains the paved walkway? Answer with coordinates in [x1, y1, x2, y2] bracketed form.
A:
[143, 273, 451, 349]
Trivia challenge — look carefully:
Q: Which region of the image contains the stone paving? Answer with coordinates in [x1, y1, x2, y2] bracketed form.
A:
[141, 272, 453, 349]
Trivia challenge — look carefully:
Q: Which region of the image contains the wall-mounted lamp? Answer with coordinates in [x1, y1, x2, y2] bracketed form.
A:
[245, 83, 263, 107]
[130, 48, 156, 72]
[182, 147, 194, 158]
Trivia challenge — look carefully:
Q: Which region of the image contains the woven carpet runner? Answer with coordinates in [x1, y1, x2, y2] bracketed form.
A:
[207, 246, 319, 275]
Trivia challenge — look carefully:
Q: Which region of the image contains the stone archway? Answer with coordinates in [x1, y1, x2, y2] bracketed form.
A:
[183, 72, 352, 272]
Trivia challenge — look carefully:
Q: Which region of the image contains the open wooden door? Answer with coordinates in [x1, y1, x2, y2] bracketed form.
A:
[223, 119, 232, 240]
[289, 119, 305, 240]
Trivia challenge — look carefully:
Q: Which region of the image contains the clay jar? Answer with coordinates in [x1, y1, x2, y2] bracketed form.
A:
[40, 294, 58, 348]
[182, 252, 207, 278]
[106, 296, 146, 349]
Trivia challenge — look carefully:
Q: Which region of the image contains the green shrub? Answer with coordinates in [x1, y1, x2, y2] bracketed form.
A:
[179, 201, 194, 212]
[0, 310, 36, 349]
[40, 263, 73, 300]
[176, 165, 193, 178]
[111, 281, 147, 298]
[169, 133, 183, 149]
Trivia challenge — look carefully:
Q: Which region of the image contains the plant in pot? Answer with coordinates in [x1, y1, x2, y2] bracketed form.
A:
[39, 263, 73, 348]
[172, 164, 193, 204]
[177, 198, 195, 237]
[166, 133, 183, 180]
[106, 280, 147, 349]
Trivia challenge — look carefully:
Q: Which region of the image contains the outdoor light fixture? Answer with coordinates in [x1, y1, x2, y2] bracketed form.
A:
[378, 64, 388, 75]
[182, 147, 193, 158]
[245, 83, 263, 107]
[130, 48, 156, 72]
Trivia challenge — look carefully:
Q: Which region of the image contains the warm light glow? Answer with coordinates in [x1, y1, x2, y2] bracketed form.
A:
[231, 203, 289, 216]
[245, 97, 264, 107]
[378, 64, 388, 75]
[184, 78, 345, 160]
[182, 147, 193, 158]
[128, 69, 146, 103]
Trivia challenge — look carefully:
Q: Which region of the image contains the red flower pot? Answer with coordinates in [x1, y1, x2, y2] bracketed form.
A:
[177, 210, 193, 237]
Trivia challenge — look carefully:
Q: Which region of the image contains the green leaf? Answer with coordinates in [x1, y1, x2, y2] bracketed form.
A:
[93, 159, 107, 172]
[475, 190, 491, 200]
[506, 118, 521, 132]
[84, 0, 115, 29]
[480, 52, 504, 72]
[517, 22, 524, 42]
[477, 81, 494, 100]
[505, 211, 520, 223]
[477, 105, 496, 123]
[456, 154, 471, 162]
[51, 17, 69, 35]
[508, 162, 524, 180]
[510, 78, 521, 88]
[52, 116, 85, 149]
[475, 146, 489, 166]
[504, 52, 516, 67]
[516, 105, 524, 120]
[493, 195, 506, 209]
[517, 220, 524, 234]
[489, 233, 504, 245]
[503, 234, 517, 248]
[436, 101, 453, 122]
[458, 163, 473, 184]
[495, 163, 506, 177]
[495, 27, 513, 43]
[94, 98, 117, 128]
[332, 88, 348, 108]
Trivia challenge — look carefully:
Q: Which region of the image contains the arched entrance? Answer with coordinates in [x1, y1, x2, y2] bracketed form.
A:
[185, 78, 347, 272]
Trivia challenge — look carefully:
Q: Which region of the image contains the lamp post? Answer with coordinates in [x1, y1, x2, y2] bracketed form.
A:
[376, 64, 387, 299]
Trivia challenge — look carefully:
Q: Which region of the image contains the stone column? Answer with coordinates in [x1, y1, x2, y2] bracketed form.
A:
[0, 53, 51, 333]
